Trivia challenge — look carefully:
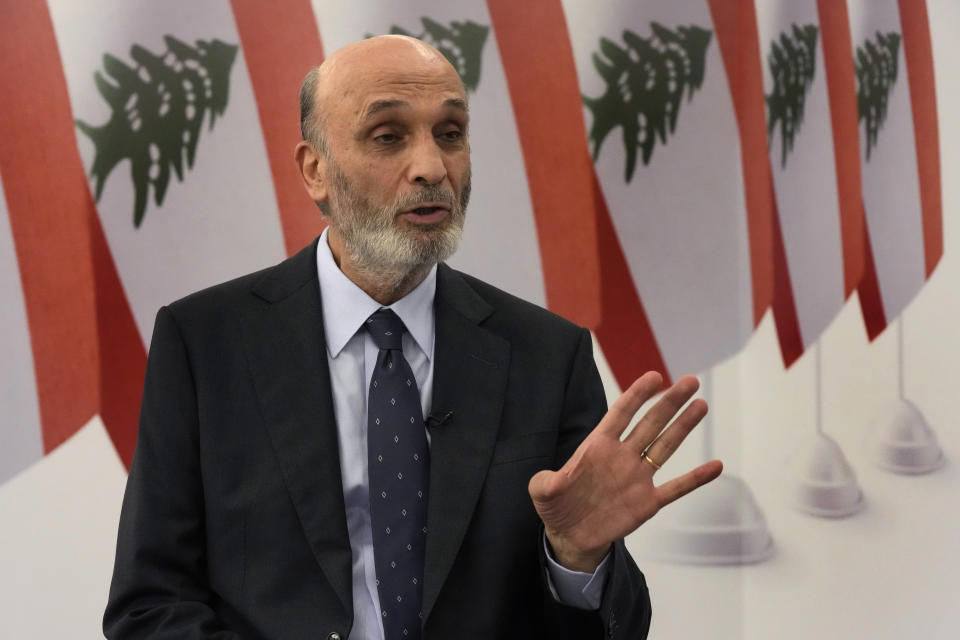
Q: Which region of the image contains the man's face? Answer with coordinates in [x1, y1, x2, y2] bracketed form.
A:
[314, 41, 472, 277]
[323, 153, 470, 278]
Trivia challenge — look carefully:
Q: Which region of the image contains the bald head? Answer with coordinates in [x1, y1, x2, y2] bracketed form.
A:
[299, 35, 466, 152]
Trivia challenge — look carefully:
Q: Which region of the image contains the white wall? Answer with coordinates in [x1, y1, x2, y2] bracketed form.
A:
[0, 417, 126, 638]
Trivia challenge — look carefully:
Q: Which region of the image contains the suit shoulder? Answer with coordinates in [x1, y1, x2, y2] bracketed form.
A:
[165, 240, 318, 326]
[450, 268, 585, 338]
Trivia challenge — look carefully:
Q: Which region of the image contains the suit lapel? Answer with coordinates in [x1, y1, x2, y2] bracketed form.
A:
[422, 265, 511, 621]
[241, 241, 353, 618]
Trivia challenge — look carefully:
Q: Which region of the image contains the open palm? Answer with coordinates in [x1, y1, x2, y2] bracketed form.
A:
[529, 372, 723, 571]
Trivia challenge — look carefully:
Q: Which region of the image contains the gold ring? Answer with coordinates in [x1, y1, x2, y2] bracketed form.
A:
[642, 452, 663, 471]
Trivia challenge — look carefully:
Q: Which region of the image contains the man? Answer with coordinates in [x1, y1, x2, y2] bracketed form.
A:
[104, 35, 722, 639]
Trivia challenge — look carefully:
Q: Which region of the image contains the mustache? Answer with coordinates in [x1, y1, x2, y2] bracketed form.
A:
[394, 185, 457, 211]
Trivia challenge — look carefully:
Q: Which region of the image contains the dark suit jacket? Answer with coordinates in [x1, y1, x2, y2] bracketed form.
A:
[104, 239, 651, 639]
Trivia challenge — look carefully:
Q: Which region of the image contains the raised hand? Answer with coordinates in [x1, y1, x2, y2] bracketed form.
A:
[529, 371, 723, 572]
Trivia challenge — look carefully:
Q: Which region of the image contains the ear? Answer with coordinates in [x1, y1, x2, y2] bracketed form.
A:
[294, 140, 328, 204]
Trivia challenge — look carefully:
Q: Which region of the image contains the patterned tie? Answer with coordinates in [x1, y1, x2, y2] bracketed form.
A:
[365, 309, 429, 640]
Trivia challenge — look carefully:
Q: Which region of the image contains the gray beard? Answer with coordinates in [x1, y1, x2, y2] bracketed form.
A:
[325, 161, 470, 286]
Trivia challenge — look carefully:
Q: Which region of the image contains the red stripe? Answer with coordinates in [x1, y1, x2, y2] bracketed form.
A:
[0, 0, 148, 466]
[857, 211, 887, 341]
[591, 174, 669, 389]
[0, 0, 100, 453]
[230, 0, 327, 257]
[487, 0, 602, 329]
[769, 185, 804, 367]
[707, 0, 775, 326]
[90, 209, 147, 468]
[898, 0, 942, 277]
[818, 0, 865, 297]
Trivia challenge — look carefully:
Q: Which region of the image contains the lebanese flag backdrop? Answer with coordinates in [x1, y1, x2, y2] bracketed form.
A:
[0, 0, 942, 492]
[562, 0, 774, 385]
[757, 0, 864, 367]
[0, 177, 46, 483]
[848, 0, 942, 339]
[0, 0, 324, 481]
[1, 0, 125, 484]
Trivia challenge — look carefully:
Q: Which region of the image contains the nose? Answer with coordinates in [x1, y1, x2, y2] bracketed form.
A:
[406, 134, 447, 186]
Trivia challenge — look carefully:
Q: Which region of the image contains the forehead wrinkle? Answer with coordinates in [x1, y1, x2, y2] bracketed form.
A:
[316, 35, 465, 98]
[316, 39, 470, 141]
[361, 96, 468, 122]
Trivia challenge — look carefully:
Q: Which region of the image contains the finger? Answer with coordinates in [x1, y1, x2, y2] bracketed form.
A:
[528, 469, 573, 519]
[642, 398, 708, 466]
[594, 371, 663, 439]
[624, 374, 700, 450]
[654, 460, 723, 509]
[527, 469, 558, 502]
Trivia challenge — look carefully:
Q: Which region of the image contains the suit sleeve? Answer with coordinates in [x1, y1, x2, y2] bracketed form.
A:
[103, 306, 245, 639]
[540, 328, 652, 640]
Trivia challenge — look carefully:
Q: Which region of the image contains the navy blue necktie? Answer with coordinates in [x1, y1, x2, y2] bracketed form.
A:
[365, 309, 429, 640]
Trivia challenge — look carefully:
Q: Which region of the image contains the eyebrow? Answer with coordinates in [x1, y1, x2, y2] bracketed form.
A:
[443, 98, 469, 113]
[362, 99, 407, 121]
[361, 97, 469, 122]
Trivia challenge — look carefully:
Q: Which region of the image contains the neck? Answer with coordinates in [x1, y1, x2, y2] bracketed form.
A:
[345, 262, 433, 306]
[327, 229, 433, 305]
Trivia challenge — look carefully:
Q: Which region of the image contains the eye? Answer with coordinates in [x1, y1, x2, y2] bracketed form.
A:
[374, 132, 400, 145]
[438, 128, 464, 143]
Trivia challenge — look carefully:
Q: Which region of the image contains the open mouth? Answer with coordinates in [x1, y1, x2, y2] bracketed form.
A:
[399, 202, 452, 226]
[409, 206, 448, 216]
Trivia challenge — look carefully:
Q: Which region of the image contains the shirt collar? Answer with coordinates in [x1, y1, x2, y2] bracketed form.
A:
[315, 227, 436, 360]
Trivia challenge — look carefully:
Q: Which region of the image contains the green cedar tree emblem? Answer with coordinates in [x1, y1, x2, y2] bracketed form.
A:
[854, 31, 900, 161]
[765, 24, 819, 168]
[583, 23, 712, 183]
[76, 36, 239, 228]
[371, 18, 489, 92]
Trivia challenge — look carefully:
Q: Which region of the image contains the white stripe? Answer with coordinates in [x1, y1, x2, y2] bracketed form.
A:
[0, 174, 45, 485]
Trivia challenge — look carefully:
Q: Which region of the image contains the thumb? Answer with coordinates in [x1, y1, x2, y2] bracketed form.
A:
[527, 468, 558, 502]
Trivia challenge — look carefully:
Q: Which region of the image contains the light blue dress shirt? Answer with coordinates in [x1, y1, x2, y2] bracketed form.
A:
[315, 229, 609, 639]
